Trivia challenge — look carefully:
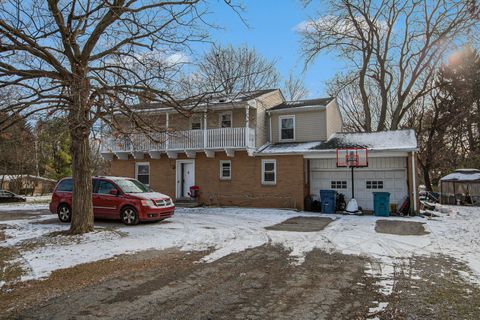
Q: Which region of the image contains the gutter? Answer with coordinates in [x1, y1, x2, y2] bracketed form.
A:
[267, 105, 327, 114]
[411, 151, 417, 212]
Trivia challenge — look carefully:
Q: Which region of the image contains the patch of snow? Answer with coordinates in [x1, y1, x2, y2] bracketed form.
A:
[0, 203, 49, 212]
[25, 195, 52, 203]
[440, 170, 480, 182]
[368, 301, 389, 314]
[257, 141, 322, 154]
[1, 204, 480, 299]
[331, 129, 417, 150]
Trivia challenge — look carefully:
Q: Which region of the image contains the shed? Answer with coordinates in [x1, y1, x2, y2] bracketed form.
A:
[439, 169, 480, 206]
[0, 175, 57, 195]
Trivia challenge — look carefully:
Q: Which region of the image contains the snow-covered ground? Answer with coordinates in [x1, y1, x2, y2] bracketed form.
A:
[1, 204, 480, 297]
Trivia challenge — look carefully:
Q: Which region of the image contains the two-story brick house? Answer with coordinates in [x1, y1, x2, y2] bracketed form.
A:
[101, 89, 419, 212]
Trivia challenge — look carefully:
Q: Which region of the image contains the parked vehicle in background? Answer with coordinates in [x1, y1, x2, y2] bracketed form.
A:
[0, 190, 27, 203]
[49, 177, 175, 225]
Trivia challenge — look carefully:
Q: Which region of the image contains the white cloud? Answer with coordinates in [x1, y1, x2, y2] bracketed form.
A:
[295, 15, 387, 35]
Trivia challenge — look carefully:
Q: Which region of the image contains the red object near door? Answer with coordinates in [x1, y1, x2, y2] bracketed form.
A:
[189, 185, 200, 198]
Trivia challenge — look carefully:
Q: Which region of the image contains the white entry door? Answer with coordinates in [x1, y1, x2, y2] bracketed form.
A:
[176, 160, 195, 198]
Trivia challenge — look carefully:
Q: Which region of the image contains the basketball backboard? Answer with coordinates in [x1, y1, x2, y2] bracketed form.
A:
[336, 148, 368, 167]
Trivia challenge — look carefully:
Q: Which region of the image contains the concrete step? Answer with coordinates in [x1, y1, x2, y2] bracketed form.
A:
[174, 199, 200, 208]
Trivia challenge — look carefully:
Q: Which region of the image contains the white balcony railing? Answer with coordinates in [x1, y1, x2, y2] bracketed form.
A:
[102, 127, 255, 153]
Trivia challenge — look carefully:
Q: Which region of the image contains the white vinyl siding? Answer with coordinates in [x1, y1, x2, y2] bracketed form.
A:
[271, 110, 327, 143]
[325, 99, 343, 137]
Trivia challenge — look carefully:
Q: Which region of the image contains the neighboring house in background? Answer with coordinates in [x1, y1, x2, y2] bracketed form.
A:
[0, 175, 57, 195]
[101, 89, 419, 212]
[439, 169, 480, 206]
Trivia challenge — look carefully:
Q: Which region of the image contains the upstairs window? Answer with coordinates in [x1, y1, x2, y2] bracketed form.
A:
[219, 160, 232, 180]
[190, 115, 202, 130]
[219, 112, 232, 128]
[135, 162, 150, 185]
[279, 115, 295, 141]
[262, 160, 276, 185]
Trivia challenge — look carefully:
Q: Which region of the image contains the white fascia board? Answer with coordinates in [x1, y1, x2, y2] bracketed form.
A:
[267, 105, 327, 114]
[303, 150, 412, 159]
[255, 148, 415, 158]
[113, 102, 250, 116]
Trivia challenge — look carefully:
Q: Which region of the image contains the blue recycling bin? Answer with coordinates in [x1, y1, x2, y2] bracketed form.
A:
[320, 190, 337, 214]
[373, 192, 391, 216]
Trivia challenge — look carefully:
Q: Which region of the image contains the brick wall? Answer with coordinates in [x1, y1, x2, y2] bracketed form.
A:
[110, 151, 306, 210]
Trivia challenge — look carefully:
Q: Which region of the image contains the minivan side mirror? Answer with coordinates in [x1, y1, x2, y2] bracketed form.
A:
[109, 189, 119, 196]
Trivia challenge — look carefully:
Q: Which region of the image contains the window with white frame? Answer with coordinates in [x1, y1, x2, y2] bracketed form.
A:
[331, 181, 347, 189]
[135, 162, 150, 185]
[219, 160, 231, 180]
[190, 115, 202, 130]
[366, 180, 383, 189]
[262, 159, 276, 185]
[279, 115, 295, 141]
[219, 112, 232, 128]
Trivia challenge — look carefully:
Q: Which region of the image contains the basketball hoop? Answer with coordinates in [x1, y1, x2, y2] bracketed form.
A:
[336, 148, 368, 168]
[336, 148, 368, 201]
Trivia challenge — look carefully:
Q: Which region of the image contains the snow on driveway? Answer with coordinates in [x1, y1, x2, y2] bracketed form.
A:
[1, 204, 480, 293]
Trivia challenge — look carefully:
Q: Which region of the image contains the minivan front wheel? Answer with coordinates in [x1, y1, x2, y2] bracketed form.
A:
[58, 204, 71, 223]
[121, 206, 139, 225]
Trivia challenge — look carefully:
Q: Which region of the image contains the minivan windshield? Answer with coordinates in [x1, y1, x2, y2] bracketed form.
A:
[114, 179, 150, 193]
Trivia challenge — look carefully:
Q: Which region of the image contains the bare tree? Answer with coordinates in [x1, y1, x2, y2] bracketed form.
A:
[282, 72, 308, 100]
[195, 44, 280, 94]
[300, 0, 475, 131]
[0, 0, 240, 234]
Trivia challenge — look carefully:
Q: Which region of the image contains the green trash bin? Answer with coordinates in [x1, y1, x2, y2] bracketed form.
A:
[373, 192, 390, 216]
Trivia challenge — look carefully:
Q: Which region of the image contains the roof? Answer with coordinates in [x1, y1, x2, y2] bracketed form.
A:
[256, 129, 417, 155]
[440, 169, 480, 182]
[0, 175, 56, 183]
[257, 141, 323, 154]
[132, 89, 278, 112]
[311, 129, 417, 151]
[269, 97, 334, 111]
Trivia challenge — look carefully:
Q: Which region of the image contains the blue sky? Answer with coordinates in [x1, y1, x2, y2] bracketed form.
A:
[194, 0, 341, 98]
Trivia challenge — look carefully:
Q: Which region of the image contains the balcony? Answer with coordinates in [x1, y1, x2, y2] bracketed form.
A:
[101, 127, 256, 160]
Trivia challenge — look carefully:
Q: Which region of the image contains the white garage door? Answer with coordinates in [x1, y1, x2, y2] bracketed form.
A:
[310, 158, 408, 211]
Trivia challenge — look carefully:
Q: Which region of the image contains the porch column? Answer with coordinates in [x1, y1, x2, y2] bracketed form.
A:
[203, 110, 207, 149]
[166, 113, 170, 150]
[245, 105, 250, 146]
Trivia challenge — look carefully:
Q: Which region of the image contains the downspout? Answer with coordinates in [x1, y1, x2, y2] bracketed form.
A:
[269, 113, 272, 142]
[411, 151, 417, 212]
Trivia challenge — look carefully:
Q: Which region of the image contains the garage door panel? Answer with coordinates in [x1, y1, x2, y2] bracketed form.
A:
[310, 168, 408, 211]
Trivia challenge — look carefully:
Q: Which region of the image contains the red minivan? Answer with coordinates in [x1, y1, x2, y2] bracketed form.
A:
[50, 176, 175, 225]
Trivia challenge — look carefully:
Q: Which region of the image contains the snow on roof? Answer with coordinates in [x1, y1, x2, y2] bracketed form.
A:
[440, 169, 480, 182]
[130, 89, 278, 113]
[269, 97, 333, 111]
[312, 129, 417, 151]
[257, 130, 417, 155]
[257, 141, 322, 154]
[0, 175, 56, 183]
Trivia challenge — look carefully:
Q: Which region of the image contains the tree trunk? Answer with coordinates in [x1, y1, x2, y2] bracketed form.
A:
[422, 164, 433, 192]
[69, 125, 94, 234]
[69, 76, 94, 235]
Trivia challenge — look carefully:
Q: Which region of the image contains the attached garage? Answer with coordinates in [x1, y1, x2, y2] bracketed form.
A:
[309, 157, 409, 211]
[257, 129, 419, 213]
